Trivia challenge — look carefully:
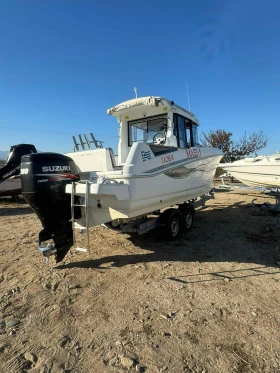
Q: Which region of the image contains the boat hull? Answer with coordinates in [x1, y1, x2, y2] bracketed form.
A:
[0, 177, 21, 197]
[222, 156, 280, 188]
[67, 145, 222, 227]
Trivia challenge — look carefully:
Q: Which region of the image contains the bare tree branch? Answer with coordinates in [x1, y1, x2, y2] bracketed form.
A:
[200, 130, 268, 162]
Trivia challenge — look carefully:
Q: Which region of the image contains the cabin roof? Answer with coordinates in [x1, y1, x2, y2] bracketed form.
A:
[107, 96, 199, 124]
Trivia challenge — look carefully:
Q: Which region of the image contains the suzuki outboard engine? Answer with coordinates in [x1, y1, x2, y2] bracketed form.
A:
[0, 144, 37, 184]
[21, 153, 81, 263]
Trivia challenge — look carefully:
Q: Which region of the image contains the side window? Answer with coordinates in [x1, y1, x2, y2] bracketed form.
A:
[175, 115, 186, 148]
[174, 115, 196, 148]
[192, 124, 199, 146]
[185, 120, 192, 148]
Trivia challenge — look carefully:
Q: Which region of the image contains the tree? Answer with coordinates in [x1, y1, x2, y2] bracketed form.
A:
[200, 129, 268, 162]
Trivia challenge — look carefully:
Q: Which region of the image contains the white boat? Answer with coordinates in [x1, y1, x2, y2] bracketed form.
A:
[0, 144, 37, 197]
[0, 175, 22, 197]
[222, 154, 280, 188]
[21, 96, 223, 262]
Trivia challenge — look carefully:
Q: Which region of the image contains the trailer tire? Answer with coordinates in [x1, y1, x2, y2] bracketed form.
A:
[179, 204, 195, 232]
[158, 208, 182, 240]
[11, 195, 20, 202]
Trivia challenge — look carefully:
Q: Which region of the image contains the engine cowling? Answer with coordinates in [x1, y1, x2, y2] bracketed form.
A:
[0, 144, 37, 183]
[21, 152, 81, 263]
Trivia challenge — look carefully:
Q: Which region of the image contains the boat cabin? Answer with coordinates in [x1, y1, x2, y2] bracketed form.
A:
[107, 96, 200, 165]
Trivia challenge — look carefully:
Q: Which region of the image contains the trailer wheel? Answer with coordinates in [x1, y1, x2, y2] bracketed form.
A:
[179, 204, 195, 232]
[11, 195, 20, 202]
[159, 208, 182, 240]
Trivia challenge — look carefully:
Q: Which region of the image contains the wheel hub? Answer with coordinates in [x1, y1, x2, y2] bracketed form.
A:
[171, 218, 179, 236]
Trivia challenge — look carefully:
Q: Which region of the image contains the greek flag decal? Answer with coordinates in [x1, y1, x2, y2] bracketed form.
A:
[141, 150, 151, 162]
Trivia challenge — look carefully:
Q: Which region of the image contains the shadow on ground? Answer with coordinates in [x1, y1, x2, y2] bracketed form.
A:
[56, 196, 280, 271]
[0, 197, 33, 216]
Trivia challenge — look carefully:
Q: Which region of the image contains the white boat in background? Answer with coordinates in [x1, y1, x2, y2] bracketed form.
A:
[0, 175, 22, 197]
[222, 154, 280, 189]
[21, 96, 223, 262]
[0, 144, 37, 198]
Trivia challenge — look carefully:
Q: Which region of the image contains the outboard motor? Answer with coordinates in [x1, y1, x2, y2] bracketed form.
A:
[21, 153, 81, 263]
[0, 144, 37, 184]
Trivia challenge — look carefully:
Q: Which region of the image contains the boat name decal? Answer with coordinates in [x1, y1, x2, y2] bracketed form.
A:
[141, 150, 152, 162]
[42, 166, 71, 172]
[186, 148, 201, 159]
[161, 154, 174, 164]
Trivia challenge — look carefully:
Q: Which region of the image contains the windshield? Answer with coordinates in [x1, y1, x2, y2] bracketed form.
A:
[129, 115, 167, 146]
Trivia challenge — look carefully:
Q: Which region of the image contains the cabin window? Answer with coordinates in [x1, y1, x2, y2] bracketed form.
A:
[174, 114, 196, 148]
[192, 124, 199, 146]
[176, 115, 186, 148]
[185, 119, 193, 148]
[128, 115, 168, 146]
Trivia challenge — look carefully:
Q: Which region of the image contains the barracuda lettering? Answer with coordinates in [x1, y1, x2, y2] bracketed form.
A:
[42, 166, 71, 172]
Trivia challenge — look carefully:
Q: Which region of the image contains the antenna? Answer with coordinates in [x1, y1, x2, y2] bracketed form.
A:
[186, 82, 191, 111]
[134, 87, 138, 98]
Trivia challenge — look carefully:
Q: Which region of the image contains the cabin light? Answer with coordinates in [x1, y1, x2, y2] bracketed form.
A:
[125, 116, 129, 120]
[163, 107, 168, 111]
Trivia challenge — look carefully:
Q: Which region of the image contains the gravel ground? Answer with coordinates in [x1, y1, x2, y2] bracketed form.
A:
[0, 188, 280, 373]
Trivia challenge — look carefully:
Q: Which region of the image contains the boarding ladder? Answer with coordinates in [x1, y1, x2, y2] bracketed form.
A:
[70, 180, 91, 253]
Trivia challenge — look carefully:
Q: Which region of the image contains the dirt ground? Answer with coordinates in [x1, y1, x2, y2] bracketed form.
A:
[0, 187, 280, 373]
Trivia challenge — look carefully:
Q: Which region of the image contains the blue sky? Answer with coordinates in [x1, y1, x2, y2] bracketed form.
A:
[1, 0, 280, 155]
